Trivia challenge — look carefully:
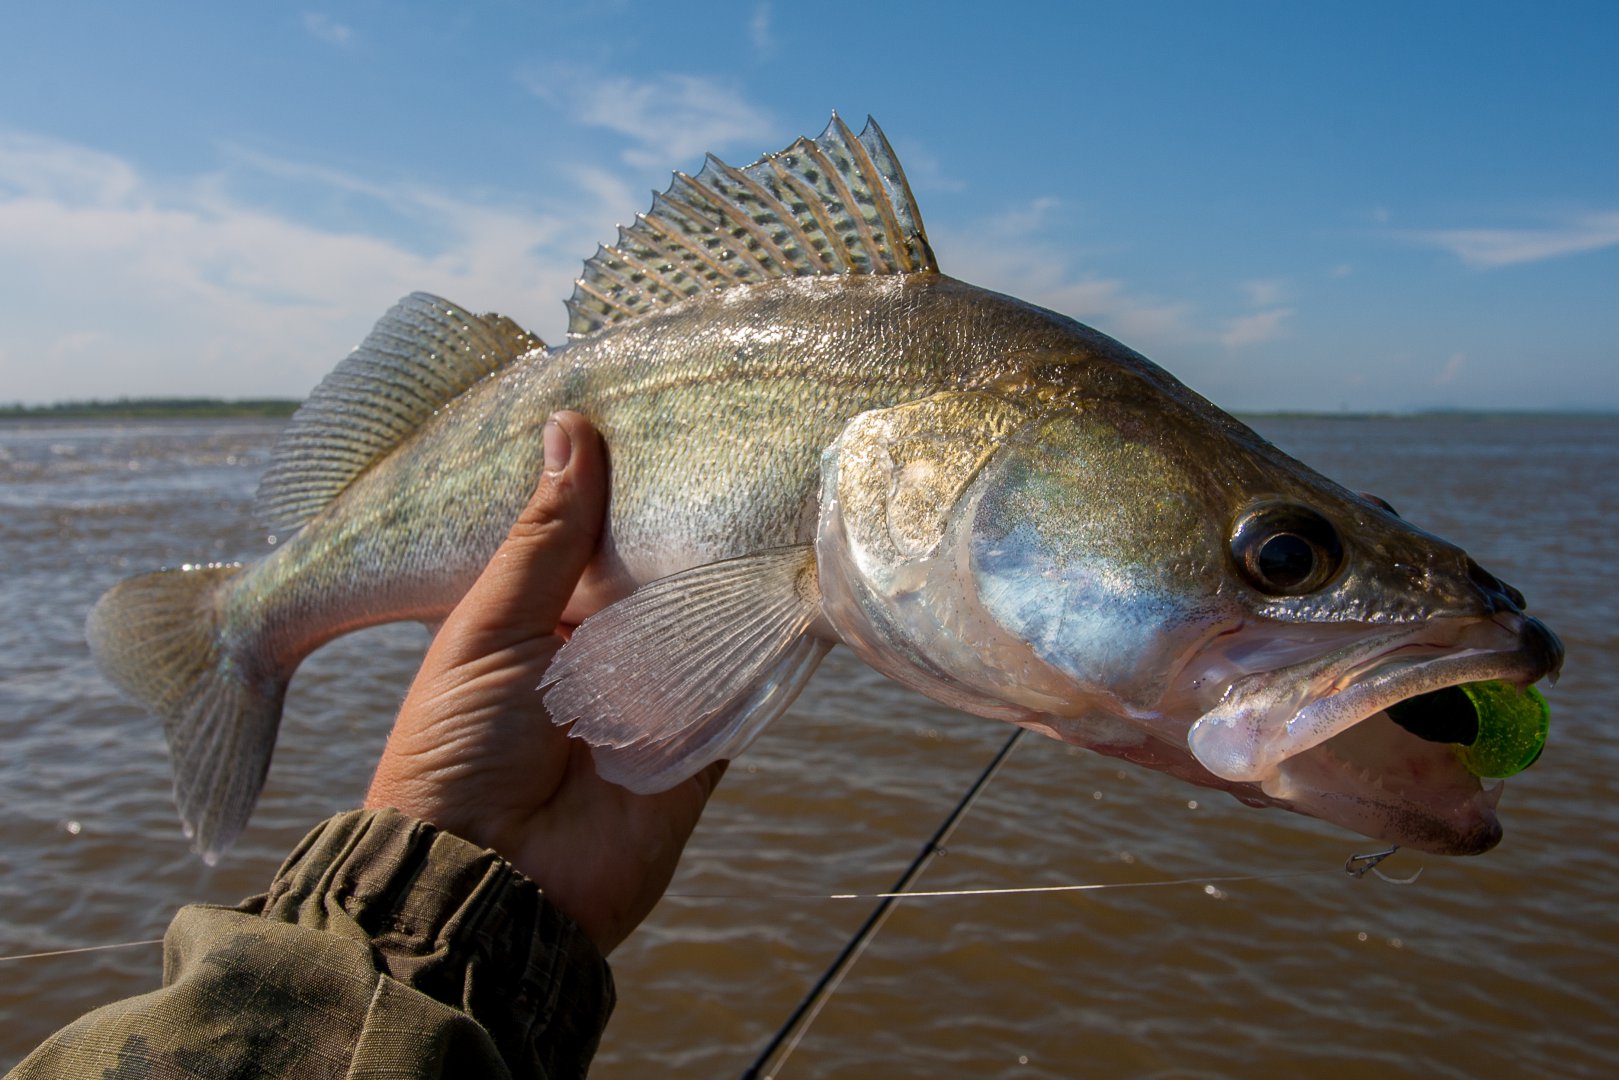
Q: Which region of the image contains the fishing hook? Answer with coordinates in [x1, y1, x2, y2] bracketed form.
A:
[1344, 846, 1422, 885]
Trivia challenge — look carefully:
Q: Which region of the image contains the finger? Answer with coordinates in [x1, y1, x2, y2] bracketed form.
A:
[448, 411, 609, 644]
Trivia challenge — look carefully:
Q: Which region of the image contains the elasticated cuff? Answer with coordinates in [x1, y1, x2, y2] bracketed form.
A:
[253, 808, 615, 1078]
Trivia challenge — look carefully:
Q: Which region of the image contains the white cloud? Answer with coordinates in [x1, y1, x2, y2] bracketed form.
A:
[216, 144, 400, 205]
[749, 3, 775, 56]
[0, 132, 138, 203]
[1043, 278, 1200, 347]
[934, 198, 1201, 351]
[519, 68, 773, 169]
[1434, 351, 1466, 385]
[886, 136, 965, 194]
[1215, 280, 1292, 348]
[1240, 279, 1285, 307]
[0, 132, 602, 404]
[302, 13, 353, 46]
[985, 195, 1062, 236]
[1220, 308, 1292, 349]
[1411, 211, 1619, 269]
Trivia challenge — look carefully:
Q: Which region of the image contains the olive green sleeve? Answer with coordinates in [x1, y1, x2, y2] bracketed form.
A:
[7, 808, 615, 1079]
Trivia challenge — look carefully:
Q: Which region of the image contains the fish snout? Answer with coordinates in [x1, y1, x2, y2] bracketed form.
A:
[1467, 557, 1528, 613]
[1464, 557, 1559, 681]
[1517, 613, 1565, 684]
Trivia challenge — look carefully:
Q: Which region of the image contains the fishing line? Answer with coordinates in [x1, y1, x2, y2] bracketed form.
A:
[2, 865, 1356, 966]
[669, 867, 1335, 904]
[739, 726, 1026, 1080]
[0, 938, 164, 963]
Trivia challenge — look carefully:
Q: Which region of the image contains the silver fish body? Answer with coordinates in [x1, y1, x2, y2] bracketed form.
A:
[87, 117, 1563, 862]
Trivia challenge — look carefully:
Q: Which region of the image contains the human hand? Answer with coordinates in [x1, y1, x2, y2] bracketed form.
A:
[365, 411, 725, 955]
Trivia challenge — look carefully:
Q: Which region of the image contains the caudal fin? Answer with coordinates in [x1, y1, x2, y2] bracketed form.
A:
[86, 564, 286, 863]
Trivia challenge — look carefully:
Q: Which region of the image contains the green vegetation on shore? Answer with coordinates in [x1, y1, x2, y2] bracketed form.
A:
[0, 398, 301, 419]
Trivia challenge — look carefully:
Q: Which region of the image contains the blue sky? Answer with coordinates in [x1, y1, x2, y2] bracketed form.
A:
[2, 2, 1614, 411]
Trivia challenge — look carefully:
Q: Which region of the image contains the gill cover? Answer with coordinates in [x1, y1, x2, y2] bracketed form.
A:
[817, 392, 1230, 724]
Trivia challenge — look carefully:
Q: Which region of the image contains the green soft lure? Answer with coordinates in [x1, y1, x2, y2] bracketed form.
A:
[1385, 679, 1550, 778]
[1456, 681, 1550, 779]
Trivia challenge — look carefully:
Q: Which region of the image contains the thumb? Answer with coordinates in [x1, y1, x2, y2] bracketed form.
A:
[440, 411, 608, 649]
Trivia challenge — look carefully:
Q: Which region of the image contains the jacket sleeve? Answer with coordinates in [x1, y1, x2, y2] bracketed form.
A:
[7, 808, 615, 1080]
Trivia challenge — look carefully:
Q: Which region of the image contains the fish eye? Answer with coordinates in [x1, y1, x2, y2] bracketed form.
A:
[1230, 503, 1345, 596]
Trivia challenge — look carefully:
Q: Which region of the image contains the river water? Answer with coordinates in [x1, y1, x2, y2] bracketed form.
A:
[1, 413, 1614, 1078]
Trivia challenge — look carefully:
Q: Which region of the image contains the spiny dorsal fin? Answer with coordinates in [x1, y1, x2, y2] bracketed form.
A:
[566, 114, 936, 338]
[255, 293, 543, 534]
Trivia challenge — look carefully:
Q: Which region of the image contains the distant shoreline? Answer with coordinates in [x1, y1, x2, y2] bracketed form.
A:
[0, 398, 301, 419]
[0, 398, 1612, 422]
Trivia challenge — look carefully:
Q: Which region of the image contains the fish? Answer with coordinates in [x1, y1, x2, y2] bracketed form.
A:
[87, 115, 1564, 863]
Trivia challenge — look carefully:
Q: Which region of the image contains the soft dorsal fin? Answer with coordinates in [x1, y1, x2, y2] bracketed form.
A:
[254, 293, 542, 534]
[566, 114, 936, 338]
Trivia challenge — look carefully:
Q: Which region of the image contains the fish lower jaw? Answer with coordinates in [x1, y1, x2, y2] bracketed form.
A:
[1258, 711, 1505, 855]
[1259, 724, 1499, 802]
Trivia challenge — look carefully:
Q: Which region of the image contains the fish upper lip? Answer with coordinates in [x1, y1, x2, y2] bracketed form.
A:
[1186, 612, 1561, 784]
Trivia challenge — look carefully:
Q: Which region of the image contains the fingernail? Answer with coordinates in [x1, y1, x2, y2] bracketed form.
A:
[543, 416, 572, 473]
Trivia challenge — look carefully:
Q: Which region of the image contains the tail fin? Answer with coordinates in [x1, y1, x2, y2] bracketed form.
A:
[86, 564, 286, 863]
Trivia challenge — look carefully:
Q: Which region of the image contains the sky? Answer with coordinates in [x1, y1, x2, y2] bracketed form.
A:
[1, 1, 1615, 412]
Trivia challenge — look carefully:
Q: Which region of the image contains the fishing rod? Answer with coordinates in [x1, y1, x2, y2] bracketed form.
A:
[739, 726, 1026, 1080]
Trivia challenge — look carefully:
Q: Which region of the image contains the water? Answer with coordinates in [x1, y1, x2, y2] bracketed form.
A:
[1, 414, 1615, 1078]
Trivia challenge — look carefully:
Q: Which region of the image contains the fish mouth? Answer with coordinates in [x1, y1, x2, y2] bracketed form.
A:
[1181, 612, 1563, 855]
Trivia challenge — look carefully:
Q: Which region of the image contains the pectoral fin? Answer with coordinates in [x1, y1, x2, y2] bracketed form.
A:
[542, 546, 826, 792]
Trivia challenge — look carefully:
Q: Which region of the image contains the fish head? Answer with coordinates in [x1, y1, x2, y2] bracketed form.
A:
[816, 377, 1563, 855]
